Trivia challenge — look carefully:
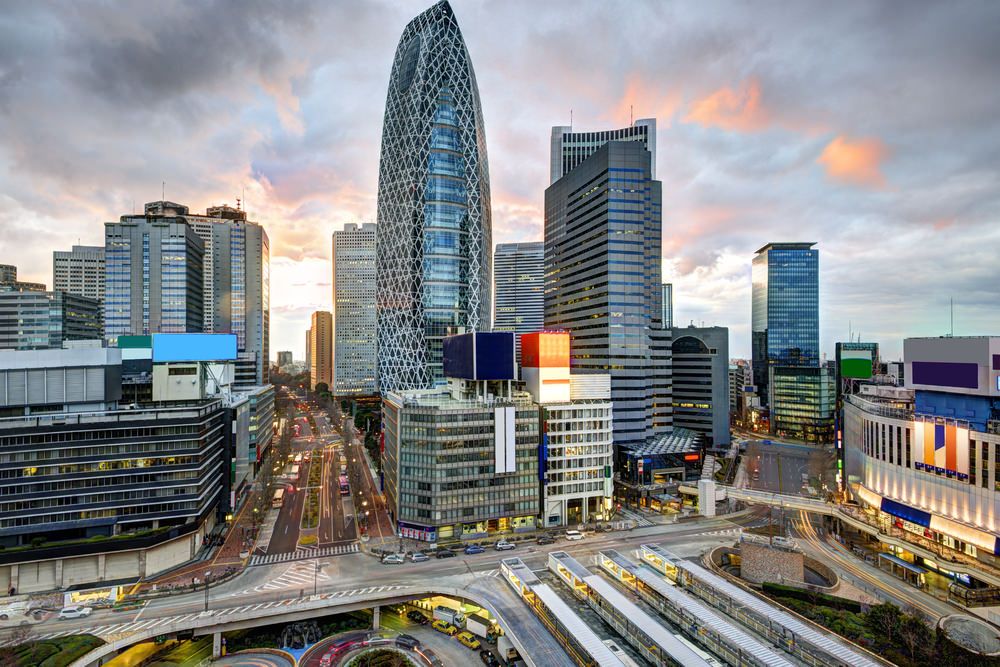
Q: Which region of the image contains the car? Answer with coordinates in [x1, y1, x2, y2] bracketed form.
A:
[58, 606, 92, 620]
[480, 650, 500, 666]
[494, 540, 515, 551]
[396, 633, 421, 650]
[435, 549, 457, 559]
[432, 620, 458, 635]
[564, 530, 584, 541]
[456, 631, 482, 650]
[407, 610, 430, 625]
[464, 544, 486, 555]
[536, 535, 556, 545]
[410, 551, 429, 562]
[381, 553, 405, 565]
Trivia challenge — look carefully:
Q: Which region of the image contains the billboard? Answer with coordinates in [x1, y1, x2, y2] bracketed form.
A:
[152, 333, 238, 363]
[442, 332, 515, 381]
[521, 332, 570, 369]
[911, 361, 978, 390]
[839, 349, 873, 379]
[914, 419, 969, 478]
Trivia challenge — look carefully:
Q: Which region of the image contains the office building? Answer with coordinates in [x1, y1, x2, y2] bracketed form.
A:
[332, 223, 377, 395]
[53, 245, 105, 303]
[770, 365, 835, 442]
[521, 332, 614, 527]
[751, 242, 819, 406]
[104, 213, 205, 341]
[183, 202, 271, 387]
[670, 325, 730, 447]
[835, 342, 880, 488]
[305, 328, 312, 374]
[615, 430, 704, 510]
[309, 311, 333, 390]
[376, 0, 492, 392]
[0, 264, 45, 292]
[383, 332, 538, 542]
[844, 336, 1000, 597]
[277, 351, 293, 368]
[549, 119, 656, 184]
[545, 140, 670, 447]
[0, 340, 236, 592]
[0, 289, 101, 350]
[493, 242, 544, 361]
[662, 283, 673, 329]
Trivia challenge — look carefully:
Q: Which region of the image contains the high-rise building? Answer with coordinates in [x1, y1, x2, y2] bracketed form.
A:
[670, 325, 731, 446]
[545, 140, 670, 447]
[493, 242, 544, 361]
[309, 311, 333, 390]
[104, 212, 205, 342]
[376, 0, 492, 392]
[305, 328, 312, 374]
[0, 289, 102, 350]
[751, 242, 819, 407]
[662, 283, 673, 329]
[844, 337, 1000, 598]
[182, 203, 271, 387]
[332, 223, 377, 395]
[53, 245, 105, 303]
[276, 351, 293, 368]
[549, 119, 656, 184]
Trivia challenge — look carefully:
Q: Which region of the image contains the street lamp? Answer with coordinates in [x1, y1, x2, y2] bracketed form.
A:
[204, 570, 212, 612]
[314, 560, 321, 596]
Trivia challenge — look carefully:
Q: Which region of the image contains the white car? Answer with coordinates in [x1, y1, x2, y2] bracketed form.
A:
[58, 606, 92, 620]
[564, 530, 584, 541]
[410, 552, 429, 562]
[381, 553, 405, 565]
[494, 540, 515, 551]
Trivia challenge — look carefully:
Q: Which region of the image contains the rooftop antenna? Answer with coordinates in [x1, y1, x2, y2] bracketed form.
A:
[570, 109, 573, 131]
[950, 297, 954, 336]
[630, 104, 633, 125]
[161, 181, 165, 202]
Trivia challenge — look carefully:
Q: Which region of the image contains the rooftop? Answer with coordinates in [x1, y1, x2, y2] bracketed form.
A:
[624, 428, 702, 456]
[755, 242, 816, 254]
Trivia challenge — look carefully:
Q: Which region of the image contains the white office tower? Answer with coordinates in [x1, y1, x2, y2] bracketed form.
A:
[332, 223, 377, 395]
[494, 241, 544, 363]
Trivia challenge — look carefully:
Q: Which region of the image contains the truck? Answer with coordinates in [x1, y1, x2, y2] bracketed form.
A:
[465, 613, 492, 639]
[433, 605, 465, 627]
[497, 636, 520, 665]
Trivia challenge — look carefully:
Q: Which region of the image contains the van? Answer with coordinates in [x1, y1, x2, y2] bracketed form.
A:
[564, 530, 584, 541]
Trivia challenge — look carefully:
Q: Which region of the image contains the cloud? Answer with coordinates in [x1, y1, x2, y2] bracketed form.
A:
[816, 135, 888, 188]
[684, 79, 769, 132]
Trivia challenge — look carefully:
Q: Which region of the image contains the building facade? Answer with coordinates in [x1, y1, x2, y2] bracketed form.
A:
[332, 223, 377, 395]
[53, 245, 105, 304]
[544, 140, 670, 447]
[0, 289, 101, 350]
[549, 119, 656, 184]
[277, 351, 293, 368]
[309, 311, 333, 390]
[376, 0, 492, 392]
[751, 242, 819, 407]
[104, 214, 205, 342]
[844, 336, 1000, 591]
[770, 365, 836, 442]
[493, 242, 544, 362]
[0, 264, 46, 292]
[670, 325, 731, 447]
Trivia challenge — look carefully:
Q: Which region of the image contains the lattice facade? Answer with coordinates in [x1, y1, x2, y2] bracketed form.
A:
[376, 0, 492, 392]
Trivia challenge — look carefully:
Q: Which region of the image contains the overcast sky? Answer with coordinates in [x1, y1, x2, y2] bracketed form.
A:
[1, 0, 998, 361]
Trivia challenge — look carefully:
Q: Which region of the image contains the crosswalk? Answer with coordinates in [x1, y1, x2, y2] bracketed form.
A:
[249, 542, 359, 566]
[616, 507, 655, 528]
[232, 560, 333, 596]
[4, 583, 413, 646]
[697, 527, 743, 538]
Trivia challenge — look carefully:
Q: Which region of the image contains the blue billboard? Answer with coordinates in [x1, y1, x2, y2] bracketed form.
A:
[442, 332, 515, 381]
[152, 333, 238, 363]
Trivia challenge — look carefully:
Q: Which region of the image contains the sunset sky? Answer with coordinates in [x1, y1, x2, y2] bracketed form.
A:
[1, 1, 997, 361]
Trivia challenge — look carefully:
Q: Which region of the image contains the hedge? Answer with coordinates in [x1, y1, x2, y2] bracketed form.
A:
[761, 582, 862, 613]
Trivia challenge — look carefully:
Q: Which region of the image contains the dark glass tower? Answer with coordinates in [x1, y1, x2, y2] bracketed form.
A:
[376, 1, 492, 392]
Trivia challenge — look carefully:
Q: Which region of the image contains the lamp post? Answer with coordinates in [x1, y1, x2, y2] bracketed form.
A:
[204, 570, 212, 612]
[314, 560, 321, 596]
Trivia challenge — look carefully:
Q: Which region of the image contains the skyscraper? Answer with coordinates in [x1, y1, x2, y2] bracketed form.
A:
[376, 0, 492, 392]
[309, 311, 333, 391]
[0, 289, 101, 349]
[549, 119, 656, 184]
[333, 223, 377, 395]
[545, 140, 670, 447]
[493, 242, 544, 360]
[104, 213, 204, 342]
[53, 245, 105, 304]
[670, 325, 731, 446]
[186, 204, 271, 387]
[751, 242, 819, 406]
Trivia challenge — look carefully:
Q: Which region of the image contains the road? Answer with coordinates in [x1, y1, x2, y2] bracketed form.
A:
[2, 515, 753, 647]
[741, 439, 832, 496]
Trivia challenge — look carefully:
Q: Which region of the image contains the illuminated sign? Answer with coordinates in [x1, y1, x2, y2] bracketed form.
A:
[152, 333, 237, 362]
[683, 454, 700, 462]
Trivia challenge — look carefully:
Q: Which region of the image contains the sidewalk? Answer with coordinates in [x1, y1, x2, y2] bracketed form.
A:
[136, 491, 259, 593]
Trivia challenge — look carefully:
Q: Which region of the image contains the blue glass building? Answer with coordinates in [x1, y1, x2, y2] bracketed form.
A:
[376, 1, 491, 392]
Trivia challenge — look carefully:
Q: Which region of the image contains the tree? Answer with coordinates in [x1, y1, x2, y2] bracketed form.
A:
[864, 602, 903, 648]
[314, 382, 329, 395]
[898, 611, 931, 664]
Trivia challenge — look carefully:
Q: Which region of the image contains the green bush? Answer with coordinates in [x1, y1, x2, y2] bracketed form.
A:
[13, 635, 104, 667]
[761, 582, 862, 612]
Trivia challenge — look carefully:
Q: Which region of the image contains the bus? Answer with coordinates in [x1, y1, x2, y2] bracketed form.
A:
[339, 474, 350, 496]
[290, 465, 301, 481]
[272, 488, 285, 508]
[293, 453, 303, 464]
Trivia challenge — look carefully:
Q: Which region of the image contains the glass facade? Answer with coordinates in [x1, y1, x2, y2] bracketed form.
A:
[751, 243, 819, 405]
[376, 0, 491, 392]
[770, 366, 835, 442]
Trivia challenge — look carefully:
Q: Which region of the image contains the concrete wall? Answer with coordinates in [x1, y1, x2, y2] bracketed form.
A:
[740, 541, 804, 585]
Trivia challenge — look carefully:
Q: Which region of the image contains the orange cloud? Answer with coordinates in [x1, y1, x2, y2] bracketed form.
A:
[684, 78, 769, 132]
[601, 74, 682, 128]
[816, 135, 887, 188]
